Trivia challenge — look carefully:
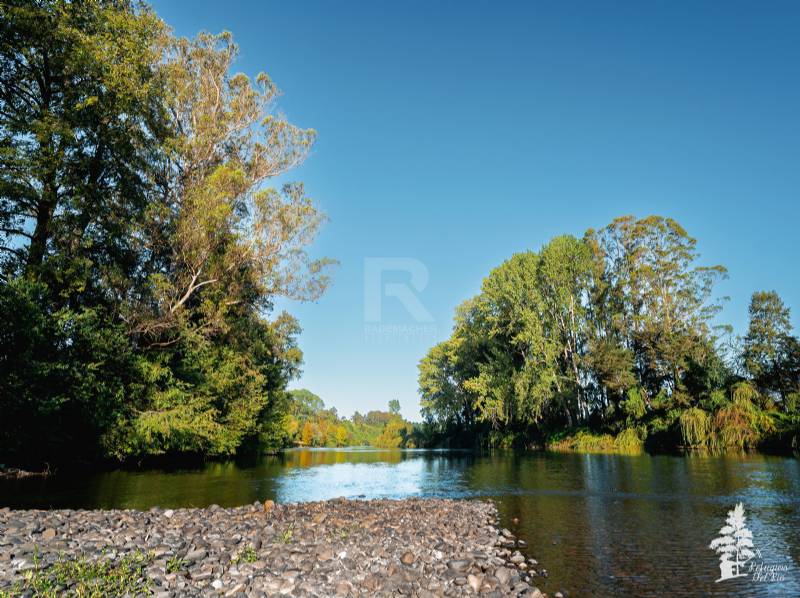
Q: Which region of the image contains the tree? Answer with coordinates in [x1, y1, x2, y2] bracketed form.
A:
[0, 0, 168, 283]
[742, 291, 798, 405]
[300, 421, 314, 446]
[388, 399, 401, 415]
[0, 9, 333, 465]
[99, 31, 333, 459]
[537, 235, 594, 422]
[0, 0, 169, 465]
[586, 215, 727, 400]
[335, 425, 348, 447]
[419, 215, 742, 451]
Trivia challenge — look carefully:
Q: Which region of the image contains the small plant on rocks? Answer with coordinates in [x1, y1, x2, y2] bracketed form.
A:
[166, 555, 186, 573]
[231, 544, 258, 564]
[280, 522, 295, 544]
[1, 549, 151, 598]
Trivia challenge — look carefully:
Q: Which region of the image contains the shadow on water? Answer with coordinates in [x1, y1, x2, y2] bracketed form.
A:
[2, 448, 798, 597]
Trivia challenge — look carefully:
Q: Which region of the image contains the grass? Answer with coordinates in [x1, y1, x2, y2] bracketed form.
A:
[279, 522, 294, 544]
[230, 544, 258, 565]
[328, 523, 359, 542]
[0, 550, 151, 598]
[165, 555, 186, 573]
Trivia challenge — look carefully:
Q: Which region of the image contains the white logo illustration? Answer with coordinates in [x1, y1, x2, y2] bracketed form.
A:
[710, 502, 756, 582]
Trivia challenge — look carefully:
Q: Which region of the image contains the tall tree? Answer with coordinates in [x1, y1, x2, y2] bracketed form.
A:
[0, 0, 168, 290]
[0, 0, 170, 465]
[104, 32, 333, 458]
[586, 216, 727, 400]
[742, 290, 799, 405]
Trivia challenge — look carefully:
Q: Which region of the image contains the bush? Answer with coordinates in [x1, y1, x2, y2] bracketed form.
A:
[679, 407, 712, 447]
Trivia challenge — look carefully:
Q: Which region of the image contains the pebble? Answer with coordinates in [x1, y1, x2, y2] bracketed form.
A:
[0, 498, 545, 597]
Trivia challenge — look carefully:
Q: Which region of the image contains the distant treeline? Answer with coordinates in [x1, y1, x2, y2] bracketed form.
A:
[278, 391, 417, 449]
[418, 216, 800, 454]
[0, 1, 333, 468]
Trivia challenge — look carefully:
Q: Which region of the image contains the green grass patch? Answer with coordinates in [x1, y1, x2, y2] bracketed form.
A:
[165, 554, 186, 573]
[231, 544, 258, 564]
[0, 550, 151, 598]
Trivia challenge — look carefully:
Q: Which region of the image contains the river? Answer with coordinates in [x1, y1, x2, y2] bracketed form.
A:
[2, 448, 798, 597]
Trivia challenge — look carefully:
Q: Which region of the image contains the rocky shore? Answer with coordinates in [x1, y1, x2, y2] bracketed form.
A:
[0, 498, 549, 597]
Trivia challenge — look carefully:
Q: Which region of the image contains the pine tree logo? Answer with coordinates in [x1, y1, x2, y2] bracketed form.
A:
[709, 502, 756, 582]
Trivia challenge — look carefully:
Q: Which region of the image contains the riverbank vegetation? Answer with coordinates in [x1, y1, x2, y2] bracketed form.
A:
[0, 1, 332, 468]
[278, 391, 417, 449]
[418, 216, 800, 454]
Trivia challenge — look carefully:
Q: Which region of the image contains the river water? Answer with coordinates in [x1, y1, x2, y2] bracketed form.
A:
[2, 448, 799, 597]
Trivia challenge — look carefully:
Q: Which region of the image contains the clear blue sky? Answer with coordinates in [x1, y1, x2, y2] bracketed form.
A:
[153, 0, 800, 421]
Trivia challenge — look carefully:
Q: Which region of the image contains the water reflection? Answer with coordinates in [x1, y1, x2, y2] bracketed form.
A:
[2, 449, 798, 597]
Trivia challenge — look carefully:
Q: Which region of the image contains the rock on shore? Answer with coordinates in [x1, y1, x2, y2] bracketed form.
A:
[0, 498, 545, 597]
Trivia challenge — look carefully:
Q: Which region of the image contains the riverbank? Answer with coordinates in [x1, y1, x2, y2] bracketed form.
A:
[0, 498, 548, 597]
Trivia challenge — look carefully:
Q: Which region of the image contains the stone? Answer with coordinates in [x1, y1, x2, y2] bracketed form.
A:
[185, 548, 207, 562]
[263, 499, 275, 513]
[225, 583, 245, 596]
[41, 528, 56, 541]
[495, 566, 513, 585]
[447, 559, 471, 573]
[0, 497, 543, 598]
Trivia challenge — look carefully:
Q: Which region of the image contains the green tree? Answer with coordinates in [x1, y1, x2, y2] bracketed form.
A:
[586, 215, 727, 401]
[419, 215, 738, 451]
[0, 0, 169, 465]
[0, 8, 333, 465]
[1, 0, 168, 280]
[388, 399, 401, 415]
[742, 291, 799, 406]
[100, 31, 333, 459]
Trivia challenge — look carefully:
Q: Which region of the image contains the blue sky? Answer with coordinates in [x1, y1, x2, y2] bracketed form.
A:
[153, 1, 800, 420]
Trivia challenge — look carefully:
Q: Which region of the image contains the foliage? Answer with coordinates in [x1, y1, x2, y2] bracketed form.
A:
[548, 428, 643, 454]
[231, 544, 258, 565]
[742, 291, 799, 407]
[0, 550, 151, 598]
[679, 407, 712, 447]
[0, 3, 330, 466]
[283, 392, 416, 448]
[418, 215, 799, 454]
[165, 555, 186, 574]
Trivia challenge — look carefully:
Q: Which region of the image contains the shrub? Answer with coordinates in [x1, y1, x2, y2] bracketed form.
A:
[679, 407, 712, 447]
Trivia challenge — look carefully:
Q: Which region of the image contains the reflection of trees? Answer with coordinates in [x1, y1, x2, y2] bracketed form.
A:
[283, 448, 409, 468]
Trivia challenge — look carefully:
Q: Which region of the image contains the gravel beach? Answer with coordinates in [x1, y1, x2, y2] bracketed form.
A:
[0, 498, 547, 597]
